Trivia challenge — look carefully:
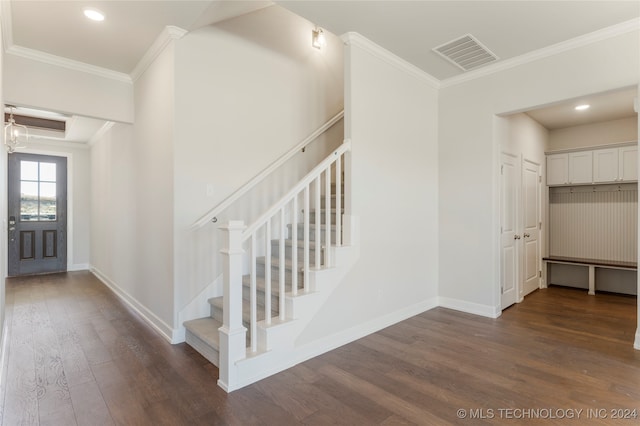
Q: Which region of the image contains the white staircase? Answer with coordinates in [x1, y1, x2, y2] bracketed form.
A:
[184, 140, 355, 392]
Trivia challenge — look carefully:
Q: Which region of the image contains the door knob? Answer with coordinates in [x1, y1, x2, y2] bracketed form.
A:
[523, 233, 530, 238]
[514, 235, 521, 240]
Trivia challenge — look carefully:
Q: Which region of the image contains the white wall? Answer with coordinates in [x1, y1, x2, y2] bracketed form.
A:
[439, 30, 639, 314]
[21, 141, 91, 270]
[3, 54, 133, 123]
[548, 116, 638, 151]
[90, 43, 176, 340]
[172, 5, 345, 329]
[298, 33, 440, 344]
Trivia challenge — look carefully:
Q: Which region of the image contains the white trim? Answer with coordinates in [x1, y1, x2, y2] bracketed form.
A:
[225, 297, 440, 392]
[441, 18, 640, 88]
[438, 296, 502, 319]
[68, 263, 89, 272]
[0, 323, 9, 397]
[91, 266, 178, 344]
[341, 32, 440, 89]
[130, 25, 187, 82]
[88, 121, 115, 147]
[5, 45, 132, 84]
[1, 0, 14, 52]
[635, 329, 640, 350]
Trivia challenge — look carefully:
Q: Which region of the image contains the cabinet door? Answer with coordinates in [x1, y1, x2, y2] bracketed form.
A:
[546, 154, 568, 186]
[593, 148, 618, 183]
[619, 146, 638, 182]
[568, 151, 592, 184]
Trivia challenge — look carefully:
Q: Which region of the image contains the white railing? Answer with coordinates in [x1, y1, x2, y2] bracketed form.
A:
[218, 140, 351, 387]
[192, 110, 344, 230]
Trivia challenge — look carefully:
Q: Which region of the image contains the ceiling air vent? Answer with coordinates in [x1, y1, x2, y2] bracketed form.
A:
[433, 34, 498, 72]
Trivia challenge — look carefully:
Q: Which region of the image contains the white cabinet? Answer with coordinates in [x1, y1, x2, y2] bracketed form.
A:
[593, 146, 637, 183]
[546, 154, 568, 185]
[568, 151, 592, 184]
[593, 148, 618, 183]
[547, 145, 637, 186]
[619, 146, 638, 182]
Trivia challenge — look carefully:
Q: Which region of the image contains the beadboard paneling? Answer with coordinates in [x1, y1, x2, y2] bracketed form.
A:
[549, 184, 637, 262]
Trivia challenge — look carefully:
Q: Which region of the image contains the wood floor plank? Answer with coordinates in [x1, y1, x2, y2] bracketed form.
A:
[2, 273, 639, 425]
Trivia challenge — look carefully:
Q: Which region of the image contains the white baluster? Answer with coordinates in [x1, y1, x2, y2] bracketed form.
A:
[303, 186, 310, 292]
[315, 177, 321, 269]
[325, 168, 331, 267]
[250, 234, 257, 353]
[336, 154, 342, 247]
[291, 196, 298, 296]
[279, 207, 286, 321]
[265, 220, 271, 325]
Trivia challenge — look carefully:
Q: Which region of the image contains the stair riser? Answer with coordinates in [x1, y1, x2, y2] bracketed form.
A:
[309, 211, 339, 225]
[210, 305, 278, 327]
[242, 285, 280, 308]
[288, 224, 337, 244]
[270, 242, 322, 260]
[256, 264, 306, 282]
[320, 196, 344, 209]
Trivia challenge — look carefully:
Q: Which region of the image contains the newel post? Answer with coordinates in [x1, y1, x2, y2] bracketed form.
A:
[218, 220, 247, 392]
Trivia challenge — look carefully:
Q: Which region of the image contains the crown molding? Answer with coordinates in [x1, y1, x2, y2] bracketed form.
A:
[441, 17, 640, 88]
[6, 45, 132, 83]
[341, 32, 440, 89]
[1, 0, 14, 52]
[130, 25, 187, 82]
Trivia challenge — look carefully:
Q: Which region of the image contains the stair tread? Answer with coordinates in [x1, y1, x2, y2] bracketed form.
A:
[183, 317, 222, 348]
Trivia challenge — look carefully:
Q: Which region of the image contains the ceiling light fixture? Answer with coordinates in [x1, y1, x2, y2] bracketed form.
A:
[312, 27, 326, 50]
[83, 8, 105, 22]
[575, 104, 590, 111]
[4, 106, 29, 153]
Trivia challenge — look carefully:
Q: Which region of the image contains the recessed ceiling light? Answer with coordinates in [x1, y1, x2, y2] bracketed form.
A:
[575, 104, 590, 111]
[83, 8, 105, 22]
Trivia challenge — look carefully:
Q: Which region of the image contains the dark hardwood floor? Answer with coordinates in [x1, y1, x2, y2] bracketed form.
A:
[1, 272, 639, 425]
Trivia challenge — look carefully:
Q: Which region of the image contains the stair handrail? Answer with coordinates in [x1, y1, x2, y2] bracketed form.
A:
[191, 110, 344, 230]
[242, 139, 351, 240]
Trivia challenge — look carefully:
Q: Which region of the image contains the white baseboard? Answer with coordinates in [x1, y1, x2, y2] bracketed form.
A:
[438, 296, 501, 318]
[635, 329, 640, 350]
[90, 266, 179, 343]
[0, 323, 8, 395]
[67, 263, 89, 272]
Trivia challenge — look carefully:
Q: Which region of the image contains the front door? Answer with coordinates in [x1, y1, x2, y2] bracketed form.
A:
[8, 153, 67, 276]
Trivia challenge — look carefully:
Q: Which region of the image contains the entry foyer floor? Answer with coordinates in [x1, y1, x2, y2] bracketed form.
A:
[0, 271, 639, 425]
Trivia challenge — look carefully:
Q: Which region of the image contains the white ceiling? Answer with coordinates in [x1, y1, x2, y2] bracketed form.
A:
[278, 1, 640, 81]
[526, 87, 638, 131]
[2, 0, 639, 141]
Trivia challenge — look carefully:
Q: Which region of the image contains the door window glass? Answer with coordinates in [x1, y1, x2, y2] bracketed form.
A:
[20, 161, 57, 221]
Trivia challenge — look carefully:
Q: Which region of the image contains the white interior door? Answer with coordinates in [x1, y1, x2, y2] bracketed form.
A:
[522, 159, 541, 297]
[501, 153, 519, 309]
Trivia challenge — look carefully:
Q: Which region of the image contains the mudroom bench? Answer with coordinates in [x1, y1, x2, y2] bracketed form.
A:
[543, 256, 637, 295]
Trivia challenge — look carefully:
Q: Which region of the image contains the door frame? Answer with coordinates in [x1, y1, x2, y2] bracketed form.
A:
[8, 148, 75, 273]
